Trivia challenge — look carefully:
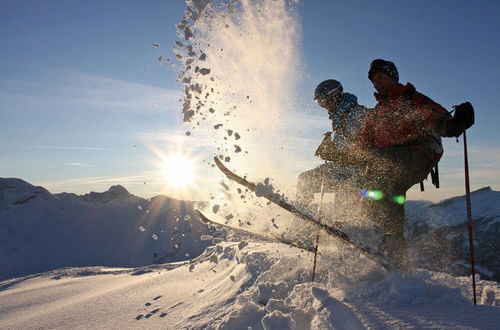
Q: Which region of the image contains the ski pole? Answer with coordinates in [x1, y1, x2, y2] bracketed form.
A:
[462, 129, 477, 305]
[312, 161, 328, 282]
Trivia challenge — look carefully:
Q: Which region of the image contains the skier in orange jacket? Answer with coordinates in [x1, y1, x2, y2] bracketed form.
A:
[316, 59, 474, 272]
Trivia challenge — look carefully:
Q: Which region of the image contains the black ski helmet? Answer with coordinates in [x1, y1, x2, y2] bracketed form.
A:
[314, 79, 343, 102]
[368, 59, 399, 82]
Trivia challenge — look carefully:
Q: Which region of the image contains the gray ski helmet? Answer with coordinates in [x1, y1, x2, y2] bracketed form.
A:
[314, 79, 343, 102]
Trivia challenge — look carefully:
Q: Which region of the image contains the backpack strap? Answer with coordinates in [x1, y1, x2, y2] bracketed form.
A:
[430, 163, 440, 188]
[420, 162, 440, 192]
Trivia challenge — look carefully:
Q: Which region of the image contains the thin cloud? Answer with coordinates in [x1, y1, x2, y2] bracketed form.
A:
[66, 162, 93, 167]
[0, 145, 116, 151]
[138, 130, 214, 150]
[38, 173, 160, 190]
[0, 72, 181, 115]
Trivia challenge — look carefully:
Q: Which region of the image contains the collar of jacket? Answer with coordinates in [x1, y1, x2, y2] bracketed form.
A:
[374, 82, 416, 103]
[329, 92, 358, 125]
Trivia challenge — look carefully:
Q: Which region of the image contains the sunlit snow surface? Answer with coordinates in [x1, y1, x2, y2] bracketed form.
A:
[0, 241, 499, 329]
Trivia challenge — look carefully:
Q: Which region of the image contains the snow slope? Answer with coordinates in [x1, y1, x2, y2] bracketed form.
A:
[1, 241, 499, 329]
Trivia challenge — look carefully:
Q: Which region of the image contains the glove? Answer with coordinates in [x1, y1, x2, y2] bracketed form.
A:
[452, 102, 475, 137]
[315, 132, 334, 159]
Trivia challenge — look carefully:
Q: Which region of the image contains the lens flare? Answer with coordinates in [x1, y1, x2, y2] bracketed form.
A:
[362, 189, 384, 201]
[391, 195, 406, 205]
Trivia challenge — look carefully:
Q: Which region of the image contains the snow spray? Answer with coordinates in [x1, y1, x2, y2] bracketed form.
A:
[174, 0, 303, 184]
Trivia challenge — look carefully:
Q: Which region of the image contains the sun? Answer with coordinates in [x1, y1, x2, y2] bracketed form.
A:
[162, 154, 196, 188]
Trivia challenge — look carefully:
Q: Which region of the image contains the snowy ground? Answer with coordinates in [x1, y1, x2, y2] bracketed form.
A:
[2, 178, 499, 328]
[1, 241, 499, 329]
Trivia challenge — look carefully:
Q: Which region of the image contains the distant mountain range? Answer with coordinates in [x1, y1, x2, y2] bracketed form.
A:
[406, 186, 500, 282]
[1, 178, 498, 282]
[0, 178, 214, 281]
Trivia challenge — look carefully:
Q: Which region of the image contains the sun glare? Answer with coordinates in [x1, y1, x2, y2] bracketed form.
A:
[162, 154, 196, 188]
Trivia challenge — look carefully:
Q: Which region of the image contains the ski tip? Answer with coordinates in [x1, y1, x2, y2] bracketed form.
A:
[213, 156, 223, 167]
[194, 209, 208, 223]
[213, 156, 231, 175]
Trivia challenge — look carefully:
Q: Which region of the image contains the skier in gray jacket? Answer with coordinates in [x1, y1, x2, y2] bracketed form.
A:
[296, 80, 369, 212]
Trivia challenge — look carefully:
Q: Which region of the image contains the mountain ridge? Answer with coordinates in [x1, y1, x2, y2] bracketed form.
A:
[0, 177, 213, 281]
[1, 177, 498, 282]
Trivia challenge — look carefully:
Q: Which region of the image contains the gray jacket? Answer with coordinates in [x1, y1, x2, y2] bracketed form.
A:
[329, 92, 369, 148]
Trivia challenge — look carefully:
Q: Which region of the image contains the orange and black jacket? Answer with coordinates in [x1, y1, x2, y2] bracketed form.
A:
[355, 83, 455, 149]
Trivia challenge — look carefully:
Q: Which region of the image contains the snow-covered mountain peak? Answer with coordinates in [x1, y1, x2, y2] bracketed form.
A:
[81, 184, 140, 204]
[108, 184, 129, 194]
[405, 186, 500, 281]
[406, 186, 500, 229]
[55, 184, 145, 206]
[0, 177, 54, 208]
[432, 186, 495, 209]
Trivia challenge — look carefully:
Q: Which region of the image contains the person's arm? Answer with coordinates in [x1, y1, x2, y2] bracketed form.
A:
[413, 93, 474, 138]
[315, 132, 337, 160]
[315, 132, 376, 166]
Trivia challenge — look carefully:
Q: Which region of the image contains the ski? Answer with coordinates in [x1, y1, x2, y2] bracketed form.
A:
[195, 209, 316, 253]
[213, 156, 392, 271]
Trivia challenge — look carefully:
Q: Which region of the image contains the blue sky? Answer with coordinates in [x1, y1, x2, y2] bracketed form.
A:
[1, 0, 498, 202]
